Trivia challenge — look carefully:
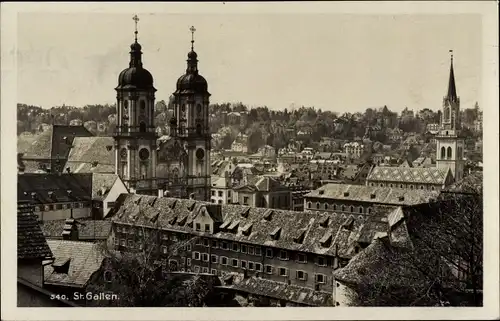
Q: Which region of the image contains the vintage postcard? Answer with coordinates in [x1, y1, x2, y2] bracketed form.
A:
[1, 1, 498, 320]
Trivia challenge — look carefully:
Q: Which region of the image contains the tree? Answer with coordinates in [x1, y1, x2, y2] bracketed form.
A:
[347, 190, 483, 307]
[86, 225, 224, 307]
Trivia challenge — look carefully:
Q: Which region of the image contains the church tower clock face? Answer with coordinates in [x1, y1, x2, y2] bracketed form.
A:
[196, 148, 205, 160]
[139, 148, 150, 161]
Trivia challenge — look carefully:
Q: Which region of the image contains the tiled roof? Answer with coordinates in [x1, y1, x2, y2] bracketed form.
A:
[17, 133, 40, 155]
[443, 171, 483, 195]
[44, 240, 105, 288]
[211, 176, 229, 189]
[367, 166, 449, 185]
[18, 173, 93, 203]
[64, 136, 114, 174]
[220, 276, 333, 306]
[234, 176, 288, 192]
[51, 125, 93, 161]
[111, 195, 377, 259]
[18, 202, 53, 260]
[41, 219, 112, 240]
[304, 183, 440, 206]
[19, 128, 53, 158]
[91, 173, 119, 200]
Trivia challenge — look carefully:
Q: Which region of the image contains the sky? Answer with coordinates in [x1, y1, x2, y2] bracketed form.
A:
[16, 11, 482, 113]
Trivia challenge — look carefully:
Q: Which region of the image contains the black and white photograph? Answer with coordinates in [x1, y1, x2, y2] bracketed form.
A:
[1, 1, 498, 320]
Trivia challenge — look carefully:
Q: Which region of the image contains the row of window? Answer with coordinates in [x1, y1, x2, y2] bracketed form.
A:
[368, 182, 437, 191]
[34, 202, 88, 212]
[191, 250, 330, 266]
[188, 256, 327, 283]
[307, 202, 373, 214]
[211, 190, 231, 198]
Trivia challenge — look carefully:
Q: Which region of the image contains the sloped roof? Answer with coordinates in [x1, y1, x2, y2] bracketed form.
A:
[111, 195, 379, 259]
[18, 173, 93, 203]
[220, 276, 333, 306]
[41, 219, 112, 240]
[19, 128, 54, 158]
[304, 183, 440, 206]
[18, 202, 53, 260]
[234, 176, 287, 192]
[91, 173, 119, 200]
[64, 136, 115, 174]
[367, 166, 449, 185]
[442, 171, 483, 195]
[44, 240, 105, 288]
[51, 125, 93, 161]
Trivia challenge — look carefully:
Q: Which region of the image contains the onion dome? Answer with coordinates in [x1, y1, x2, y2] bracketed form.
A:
[174, 26, 209, 95]
[116, 16, 155, 92]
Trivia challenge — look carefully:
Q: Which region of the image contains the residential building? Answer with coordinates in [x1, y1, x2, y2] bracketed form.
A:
[210, 173, 233, 204]
[41, 218, 113, 242]
[17, 125, 93, 174]
[343, 142, 364, 159]
[17, 202, 78, 307]
[231, 133, 249, 153]
[257, 145, 276, 159]
[91, 173, 129, 217]
[110, 194, 390, 300]
[303, 183, 440, 217]
[232, 176, 291, 209]
[63, 136, 115, 174]
[366, 166, 453, 191]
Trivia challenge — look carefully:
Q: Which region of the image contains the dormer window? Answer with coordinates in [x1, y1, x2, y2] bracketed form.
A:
[398, 196, 405, 202]
[220, 219, 232, 230]
[319, 190, 324, 195]
[228, 220, 240, 233]
[270, 227, 281, 240]
[195, 223, 201, 231]
[241, 208, 250, 218]
[263, 209, 273, 221]
[169, 216, 177, 225]
[370, 193, 376, 199]
[343, 192, 349, 197]
[170, 200, 177, 209]
[177, 216, 187, 226]
[319, 232, 333, 247]
[242, 223, 253, 236]
[293, 230, 306, 244]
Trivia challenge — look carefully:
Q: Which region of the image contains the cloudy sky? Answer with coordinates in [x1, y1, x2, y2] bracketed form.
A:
[16, 7, 482, 113]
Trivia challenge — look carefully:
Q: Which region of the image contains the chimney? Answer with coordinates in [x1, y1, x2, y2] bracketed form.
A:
[158, 188, 164, 198]
[62, 218, 78, 241]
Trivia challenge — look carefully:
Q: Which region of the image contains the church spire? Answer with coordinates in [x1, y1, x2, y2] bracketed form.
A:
[129, 15, 143, 68]
[186, 26, 198, 74]
[446, 50, 458, 103]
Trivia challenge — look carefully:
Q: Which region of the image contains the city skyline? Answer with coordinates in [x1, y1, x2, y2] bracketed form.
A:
[16, 13, 482, 113]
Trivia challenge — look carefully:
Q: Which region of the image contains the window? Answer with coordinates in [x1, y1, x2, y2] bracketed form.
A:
[241, 244, 247, 253]
[221, 242, 229, 250]
[194, 266, 200, 273]
[333, 204, 337, 211]
[128, 240, 133, 248]
[203, 239, 209, 247]
[240, 260, 247, 269]
[368, 208, 372, 214]
[187, 258, 191, 266]
[315, 274, 326, 284]
[307, 202, 312, 209]
[205, 224, 210, 232]
[172, 235, 178, 242]
[243, 196, 249, 205]
[196, 238, 202, 245]
[202, 267, 209, 274]
[279, 267, 288, 277]
[181, 257, 186, 265]
[266, 248, 273, 258]
[447, 147, 452, 159]
[279, 250, 289, 260]
[202, 253, 209, 262]
[231, 259, 239, 268]
[211, 254, 218, 263]
[248, 246, 255, 255]
[317, 256, 326, 266]
[359, 207, 363, 214]
[211, 240, 218, 248]
[162, 246, 168, 254]
[341, 205, 345, 212]
[248, 262, 254, 270]
[114, 238, 119, 246]
[196, 223, 201, 231]
[193, 252, 201, 260]
[296, 253, 307, 263]
[255, 247, 262, 256]
[103, 271, 113, 283]
[316, 202, 320, 209]
[211, 269, 217, 275]
[221, 257, 228, 265]
[187, 244, 192, 251]
[265, 265, 273, 275]
[232, 243, 239, 252]
[255, 263, 262, 272]
[296, 270, 307, 281]
[441, 147, 446, 159]
[218, 191, 223, 197]
[211, 190, 215, 196]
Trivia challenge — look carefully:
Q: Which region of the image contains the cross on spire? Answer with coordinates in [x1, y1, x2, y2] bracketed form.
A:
[190, 26, 196, 51]
[133, 14, 140, 42]
[449, 49, 453, 62]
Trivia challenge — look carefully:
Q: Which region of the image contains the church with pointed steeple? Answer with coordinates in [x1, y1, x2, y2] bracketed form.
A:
[435, 50, 465, 182]
[113, 15, 158, 194]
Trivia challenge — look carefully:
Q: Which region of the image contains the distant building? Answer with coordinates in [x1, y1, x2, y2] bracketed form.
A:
[304, 183, 440, 217]
[232, 176, 291, 210]
[343, 142, 364, 159]
[231, 133, 249, 153]
[366, 166, 454, 191]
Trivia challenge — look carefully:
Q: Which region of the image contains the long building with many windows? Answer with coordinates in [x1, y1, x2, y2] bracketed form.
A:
[110, 193, 391, 297]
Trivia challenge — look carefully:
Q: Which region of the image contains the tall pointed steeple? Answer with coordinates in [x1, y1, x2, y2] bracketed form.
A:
[446, 50, 458, 103]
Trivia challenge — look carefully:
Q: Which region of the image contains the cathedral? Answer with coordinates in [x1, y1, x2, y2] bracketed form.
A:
[113, 16, 211, 201]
